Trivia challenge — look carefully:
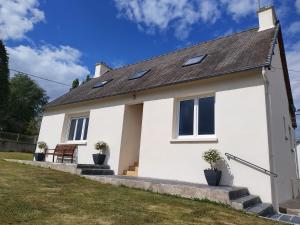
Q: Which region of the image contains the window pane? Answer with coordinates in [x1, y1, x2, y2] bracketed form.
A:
[198, 96, 215, 135]
[68, 119, 76, 140]
[83, 118, 89, 140]
[75, 118, 84, 140]
[179, 99, 194, 135]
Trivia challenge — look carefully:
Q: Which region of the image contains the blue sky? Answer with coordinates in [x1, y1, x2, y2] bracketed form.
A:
[1, 0, 300, 133]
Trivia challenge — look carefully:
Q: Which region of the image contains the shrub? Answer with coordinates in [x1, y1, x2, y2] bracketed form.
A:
[37, 141, 47, 153]
[202, 148, 221, 170]
[95, 141, 107, 154]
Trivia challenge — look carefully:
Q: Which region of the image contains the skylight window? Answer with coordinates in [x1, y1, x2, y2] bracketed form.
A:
[129, 69, 150, 80]
[93, 79, 112, 88]
[182, 55, 207, 67]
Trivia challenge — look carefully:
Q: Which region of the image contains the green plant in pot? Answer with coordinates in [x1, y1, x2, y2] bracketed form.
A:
[35, 141, 47, 161]
[93, 141, 107, 165]
[202, 148, 222, 186]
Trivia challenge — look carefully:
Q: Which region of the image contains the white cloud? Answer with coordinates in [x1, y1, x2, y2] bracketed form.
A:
[220, 0, 257, 20]
[199, 0, 221, 23]
[296, 0, 300, 13]
[0, 0, 44, 40]
[286, 41, 300, 132]
[114, 0, 277, 39]
[114, 0, 220, 40]
[7, 44, 90, 100]
[287, 21, 300, 35]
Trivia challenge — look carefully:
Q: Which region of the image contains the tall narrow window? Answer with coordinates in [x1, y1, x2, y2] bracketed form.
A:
[179, 100, 194, 135]
[178, 96, 215, 137]
[68, 119, 76, 140]
[68, 116, 89, 141]
[198, 97, 215, 135]
[83, 118, 89, 140]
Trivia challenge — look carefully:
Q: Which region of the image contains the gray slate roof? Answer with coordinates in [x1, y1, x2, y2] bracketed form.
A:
[46, 27, 277, 108]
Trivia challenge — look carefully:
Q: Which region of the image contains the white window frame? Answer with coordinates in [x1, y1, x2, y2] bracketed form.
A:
[176, 95, 216, 140]
[67, 116, 89, 143]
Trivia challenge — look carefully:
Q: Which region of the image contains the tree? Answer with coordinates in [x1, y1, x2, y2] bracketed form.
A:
[0, 40, 9, 130]
[7, 73, 48, 133]
[71, 78, 79, 90]
[84, 75, 91, 83]
[81, 75, 92, 85]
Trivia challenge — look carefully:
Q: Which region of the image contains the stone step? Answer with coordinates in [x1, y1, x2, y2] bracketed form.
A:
[228, 188, 249, 200]
[77, 164, 110, 169]
[269, 213, 300, 224]
[124, 170, 138, 176]
[80, 168, 114, 175]
[246, 203, 274, 217]
[231, 195, 261, 210]
[129, 166, 138, 171]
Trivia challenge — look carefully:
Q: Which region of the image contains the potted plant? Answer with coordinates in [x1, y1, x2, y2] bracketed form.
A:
[35, 141, 47, 161]
[93, 141, 107, 165]
[202, 148, 222, 186]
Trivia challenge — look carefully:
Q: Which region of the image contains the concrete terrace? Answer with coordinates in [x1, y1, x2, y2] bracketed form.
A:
[6, 159, 300, 224]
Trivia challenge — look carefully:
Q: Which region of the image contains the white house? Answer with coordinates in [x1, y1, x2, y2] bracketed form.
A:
[36, 6, 298, 210]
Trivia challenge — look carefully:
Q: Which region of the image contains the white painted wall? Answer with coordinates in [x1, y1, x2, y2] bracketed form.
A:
[37, 69, 280, 203]
[265, 42, 298, 204]
[297, 143, 300, 176]
[36, 112, 65, 162]
[36, 103, 125, 172]
[138, 72, 273, 203]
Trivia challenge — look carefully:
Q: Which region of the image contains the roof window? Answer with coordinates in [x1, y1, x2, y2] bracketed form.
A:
[129, 69, 150, 80]
[182, 55, 207, 67]
[93, 79, 113, 88]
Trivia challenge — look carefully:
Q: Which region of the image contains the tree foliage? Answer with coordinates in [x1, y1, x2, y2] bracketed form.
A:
[0, 40, 9, 130]
[71, 78, 79, 90]
[81, 75, 91, 85]
[7, 73, 48, 133]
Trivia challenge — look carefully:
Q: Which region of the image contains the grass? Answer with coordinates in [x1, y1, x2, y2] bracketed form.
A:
[0, 151, 33, 160]
[0, 152, 283, 225]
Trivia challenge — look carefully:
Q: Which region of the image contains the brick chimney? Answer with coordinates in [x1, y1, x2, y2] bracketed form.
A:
[257, 6, 277, 32]
[94, 62, 111, 78]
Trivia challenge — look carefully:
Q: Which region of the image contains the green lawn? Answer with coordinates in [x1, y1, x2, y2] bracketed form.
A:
[0, 151, 33, 160]
[0, 152, 283, 225]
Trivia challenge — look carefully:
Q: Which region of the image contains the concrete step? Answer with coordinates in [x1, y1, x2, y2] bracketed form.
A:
[77, 164, 110, 169]
[80, 168, 114, 175]
[228, 188, 249, 200]
[124, 170, 138, 176]
[129, 166, 138, 171]
[269, 213, 300, 224]
[231, 195, 261, 210]
[246, 203, 274, 217]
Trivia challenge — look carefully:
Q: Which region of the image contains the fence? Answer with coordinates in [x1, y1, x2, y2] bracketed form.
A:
[0, 131, 37, 144]
[0, 131, 37, 153]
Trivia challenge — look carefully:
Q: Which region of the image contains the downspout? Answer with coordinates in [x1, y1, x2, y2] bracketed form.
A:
[262, 66, 279, 211]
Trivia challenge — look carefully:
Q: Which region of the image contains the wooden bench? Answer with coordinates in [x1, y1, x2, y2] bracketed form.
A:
[45, 144, 77, 163]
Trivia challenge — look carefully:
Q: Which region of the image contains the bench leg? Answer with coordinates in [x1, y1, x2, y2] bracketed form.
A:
[53, 155, 55, 162]
[62, 155, 64, 163]
[71, 154, 73, 163]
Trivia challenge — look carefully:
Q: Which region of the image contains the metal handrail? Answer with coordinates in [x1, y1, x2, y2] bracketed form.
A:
[225, 153, 278, 177]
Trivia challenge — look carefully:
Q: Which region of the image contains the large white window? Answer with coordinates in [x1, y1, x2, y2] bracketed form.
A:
[68, 116, 89, 141]
[178, 96, 215, 137]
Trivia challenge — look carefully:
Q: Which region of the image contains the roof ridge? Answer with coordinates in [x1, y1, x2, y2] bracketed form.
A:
[110, 26, 259, 72]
